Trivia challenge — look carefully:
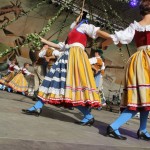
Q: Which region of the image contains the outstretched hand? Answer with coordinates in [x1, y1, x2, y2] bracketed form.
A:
[99, 41, 108, 50]
[40, 36, 46, 43]
[101, 38, 113, 50]
[102, 43, 108, 50]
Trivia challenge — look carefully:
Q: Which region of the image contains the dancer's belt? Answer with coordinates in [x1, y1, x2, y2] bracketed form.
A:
[137, 45, 150, 51]
[65, 43, 85, 50]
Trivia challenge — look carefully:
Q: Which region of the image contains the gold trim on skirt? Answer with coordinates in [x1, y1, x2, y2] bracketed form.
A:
[121, 48, 150, 111]
[8, 73, 28, 92]
[38, 46, 101, 107]
[0, 72, 15, 86]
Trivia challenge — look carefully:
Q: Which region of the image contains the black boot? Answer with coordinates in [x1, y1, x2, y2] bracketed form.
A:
[75, 118, 95, 126]
[106, 126, 127, 140]
[22, 108, 42, 117]
[137, 130, 150, 141]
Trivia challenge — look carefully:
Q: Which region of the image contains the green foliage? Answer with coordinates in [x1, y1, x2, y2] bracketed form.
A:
[0, 43, 10, 53]
[0, 0, 73, 57]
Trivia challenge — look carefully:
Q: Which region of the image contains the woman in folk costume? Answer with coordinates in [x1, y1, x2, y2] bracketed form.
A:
[0, 58, 20, 91]
[102, 0, 150, 140]
[89, 49, 105, 89]
[8, 63, 34, 95]
[22, 12, 111, 126]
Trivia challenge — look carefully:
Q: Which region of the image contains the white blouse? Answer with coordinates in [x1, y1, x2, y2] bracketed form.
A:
[89, 56, 101, 65]
[101, 62, 105, 71]
[21, 67, 31, 76]
[38, 49, 47, 58]
[39, 48, 62, 58]
[70, 21, 100, 39]
[7, 59, 20, 72]
[110, 21, 150, 45]
[52, 50, 62, 57]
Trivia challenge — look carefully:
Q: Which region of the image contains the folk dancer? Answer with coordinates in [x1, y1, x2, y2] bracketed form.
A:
[102, 0, 150, 140]
[0, 58, 20, 91]
[8, 63, 34, 95]
[22, 12, 111, 126]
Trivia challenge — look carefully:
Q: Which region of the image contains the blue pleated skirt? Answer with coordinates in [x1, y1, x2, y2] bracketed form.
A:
[38, 50, 69, 96]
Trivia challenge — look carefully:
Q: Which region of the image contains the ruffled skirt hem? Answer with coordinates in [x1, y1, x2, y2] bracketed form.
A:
[38, 95, 101, 108]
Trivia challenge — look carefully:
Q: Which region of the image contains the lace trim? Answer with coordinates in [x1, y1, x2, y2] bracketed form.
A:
[37, 96, 101, 108]
[133, 21, 150, 32]
[110, 34, 119, 45]
[39, 86, 65, 95]
[50, 68, 67, 73]
[44, 76, 66, 82]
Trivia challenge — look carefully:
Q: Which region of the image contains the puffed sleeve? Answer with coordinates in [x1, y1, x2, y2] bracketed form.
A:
[52, 50, 61, 57]
[24, 69, 31, 76]
[39, 49, 46, 58]
[100, 62, 105, 70]
[77, 24, 100, 39]
[14, 65, 20, 71]
[110, 23, 135, 45]
[89, 57, 97, 65]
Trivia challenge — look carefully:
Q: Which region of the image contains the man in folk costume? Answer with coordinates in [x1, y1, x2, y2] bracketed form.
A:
[89, 49, 106, 106]
[102, 0, 150, 140]
[0, 58, 20, 91]
[34, 42, 64, 92]
[22, 11, 111, 126]
[89, 49, 105, 90]
[38, 44, 63, 70]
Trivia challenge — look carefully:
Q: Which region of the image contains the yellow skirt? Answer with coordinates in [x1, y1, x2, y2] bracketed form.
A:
[121, 48, 150, 111]
[8, 73, 28, 92]
[38, 46, 101, 107]
[0, 72, 15, 86]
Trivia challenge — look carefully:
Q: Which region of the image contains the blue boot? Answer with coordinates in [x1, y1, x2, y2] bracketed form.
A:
[2, 85, 6, 90]
[7, 87, 12, 92]
[22, 99, 44, 116]
[137, 111, 150, 140]
[107, 108, 137, 140]
[0, 84, 3, 90]
[28, 99, 44, 111]
[76, 106, 94, 126]
[22, 92, 25, 96]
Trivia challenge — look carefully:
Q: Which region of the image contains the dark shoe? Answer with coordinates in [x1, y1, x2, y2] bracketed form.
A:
[137, 130, 150, 141]
[32, 97, 38, 101]
[68, 107, 74, 110]
[22, 108, 42, 117]
[75, 118, 95, 126]
[106, 126, 127, 140]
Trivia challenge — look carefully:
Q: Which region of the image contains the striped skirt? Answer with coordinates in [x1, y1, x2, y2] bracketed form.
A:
[38, 47, 101, 107]
[8, 73, 28, 92]
[121, 47, 150, 111]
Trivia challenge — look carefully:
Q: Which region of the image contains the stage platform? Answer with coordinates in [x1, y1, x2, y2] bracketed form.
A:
[0, 91, 150, 150]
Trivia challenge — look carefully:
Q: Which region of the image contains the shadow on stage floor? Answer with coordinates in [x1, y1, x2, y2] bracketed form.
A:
[40, 106, 138, 139]
[1, 92, 138, 140]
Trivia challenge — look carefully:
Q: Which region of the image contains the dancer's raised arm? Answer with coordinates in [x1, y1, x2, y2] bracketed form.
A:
[40, 37, 61, 50]
[96, 30, 111, 39]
